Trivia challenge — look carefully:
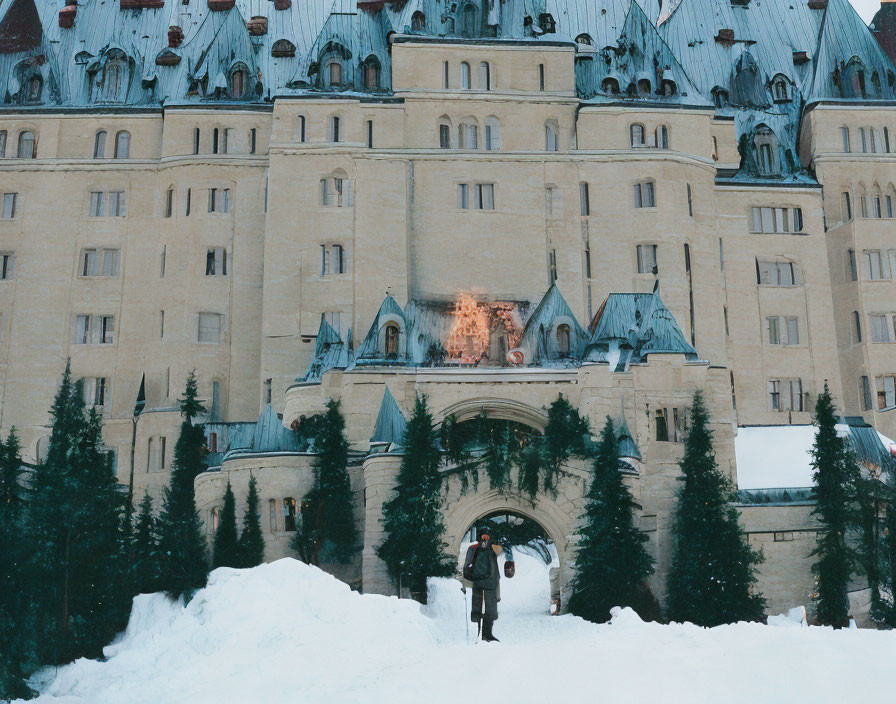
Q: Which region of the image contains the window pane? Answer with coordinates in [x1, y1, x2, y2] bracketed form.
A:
[786, 317, 799, 345]
[760, 207, 774, 233]
[768, 317, 780, 344]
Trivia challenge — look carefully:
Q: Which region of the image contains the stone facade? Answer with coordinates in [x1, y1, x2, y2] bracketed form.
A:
[2, 0, 896, 618]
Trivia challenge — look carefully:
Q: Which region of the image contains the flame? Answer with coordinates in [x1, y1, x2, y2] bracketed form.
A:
[445, 293, 523, 365]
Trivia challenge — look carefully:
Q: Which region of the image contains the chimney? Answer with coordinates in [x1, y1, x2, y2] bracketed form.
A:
[58, 4, 77, 28]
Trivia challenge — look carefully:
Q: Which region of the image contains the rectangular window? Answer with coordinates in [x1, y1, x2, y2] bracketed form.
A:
[74, 314, 90, 344]
[841, 126, 850, 152]
[842, 192, 852, 221]
[160, 245, 166, 278]
[750, 206, 802, 233]
[848, 249, 858, 281]
[852, 311, 862, 343]
[580, 182, 590, 216]
[205, 247, 227, 276]
[80, 248, 119, 277]
[767, 316, 780, 345]
[864, 250, 886, 280]
[888, 195, 893, 218]
[185, 188, 192, 216]
[549, 249, 557, 284]
[366, 120, 373, 148]
[102, 249, 120, 276]
[0, 253, 14, 280]
[109, 191, 126, 217]
[333, 244, 345, 274]
[687, 184, 693, 217]
[637, 244, 658, 274]
[98, 315, 115, 344]
[634, 181, 655, 208]
[538, 64, 545, 91]
[440, 124, 450, 148]
[82, 377, 109, 408]
[208, 188, 230, 213]
[876, 375, 896, 410]
[443, 61, 449, 89]
[165, 188, 174, 218]
[655, 408, 668, 442]
[458, 183, 469, 209]
[250, 128, 257, 154]
[584, 248, 591, 278]
[193, 127, 200, 155]
[1, 193, 16, 219]
[320, 244, 330, 275]
[89, 191, 106, 217]
[860, 127, 868, 153]
[870, 314, 892, 342]
[475, 183, 495, 210]
[786, 316, 799, 345]
[223, 128, 232, 154]
[861, 375, 873, 411]
[198, 312, 223, 344]
[160, 309, 165, 339]
[264, 378, 272, 405]
[757, 260, 801, 286]
[768, 379, 803, 412]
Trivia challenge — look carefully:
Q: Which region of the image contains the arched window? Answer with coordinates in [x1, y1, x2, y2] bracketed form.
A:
[361, 56, 381, 90]
[283, 497, 297, 532]
[101, 56, 126, 103]
[229, 64, 248, 98]
[843, 57, 868, 98]
[438, 115, 453, 149]
[461, 3, 476, 37]
[329, 115, 341, 143]
[485, 116, 501, 151]
[17, 131, 35, 159]
[328, 60, 343, 87]
[93, 130, 107, 159]
[575, 33, 593, 46]
[479, 61, 491, 90]
[458, 117, 478, 149]
[753, 126, 780, 176]
[114, 131, 130, 159]
[637, 78, 651, 97]
[210, 507, 219, 534]
[411, 11, 426, 32]
[35, 435, 50, 463]
[772, 75, 789, 102]
[602, 77, 619, 95]
[557, 324, 571, 357]
[25, 75, 42, 104]
[712, 87, 729, 108]
[296, 115, 307, 142]
[384, 323, 400, 357]
[656, 125, 670, 149]
[661, 79, 676, 97]
[630, 123, 645, 147]
[320, 170, 352, 206]
[545, 120, 559, 151]
[460, 62, 471, 89]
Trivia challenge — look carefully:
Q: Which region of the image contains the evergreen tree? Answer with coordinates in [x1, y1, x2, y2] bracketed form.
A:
[542, 394, 589, 494]
[376, 395, 455, 602]
[884, 479, 896, 626]
[132, 490, 160, 595]
[667, 391, 765, 626]
[810, 386, 859, 628]
[0, 428, 34, 700]
[237, 475, 265, 567]
[568, 418, 654, 623]
[292, 400, 357, 564]
[157, 372, 209, 601]
[212, 481, 240, 568]
[26, 363, 130, 663]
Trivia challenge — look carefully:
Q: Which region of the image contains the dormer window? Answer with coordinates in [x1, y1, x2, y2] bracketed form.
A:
[97, 52, 128, 103]
[25, 75, 42, 104]
[230, 65, 248, 99]
[661, 79, 676, 97]
[411, 11, 426, 32]
[575, 33, 593, 46]
[557, 325, 571, 357]
[637, 79, 651, 97]
[384, 324, 400, 357]
[461, 3, 476, 37]
[753, 126, 780, 176]
[361, 56, 381, 90]
[771, 75, 789, 102]
[602, 77, 620, 95]
[712, 87, 729, 108]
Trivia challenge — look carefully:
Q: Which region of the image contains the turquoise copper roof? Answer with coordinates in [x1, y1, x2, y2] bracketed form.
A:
[370, 386, 407, 447]
[301, 315, 352, 383]
[513, 283, 589, 365]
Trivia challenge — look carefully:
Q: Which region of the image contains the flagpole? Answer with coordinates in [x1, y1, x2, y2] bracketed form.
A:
[128, 374, 147, 513]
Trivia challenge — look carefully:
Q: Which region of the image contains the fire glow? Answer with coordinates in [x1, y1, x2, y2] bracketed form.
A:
[444, 292, 523, 365]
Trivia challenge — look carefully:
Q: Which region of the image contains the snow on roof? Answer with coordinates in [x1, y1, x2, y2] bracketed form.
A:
[735, 425, 818, 491]
[735, 422, 896, 491]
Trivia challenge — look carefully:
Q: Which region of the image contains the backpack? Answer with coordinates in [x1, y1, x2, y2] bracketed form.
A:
[466, 546, 492, 582]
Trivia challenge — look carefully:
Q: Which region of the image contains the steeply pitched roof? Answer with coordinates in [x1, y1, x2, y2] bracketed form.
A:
[300, 316, 352, 383]
[370, 386, 407, 447]
[586, 292, 697, 369]
[513, 283, 588, 365]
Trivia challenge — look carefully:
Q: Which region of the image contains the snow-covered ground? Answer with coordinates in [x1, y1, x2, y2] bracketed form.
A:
[19, 551, 896, 704]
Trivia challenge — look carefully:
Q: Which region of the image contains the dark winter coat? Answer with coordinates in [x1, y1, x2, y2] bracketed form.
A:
[463, 542, 502, 591]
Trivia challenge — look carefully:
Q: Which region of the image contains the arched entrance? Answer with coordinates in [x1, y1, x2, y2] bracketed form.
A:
[457, 511, 558, 617]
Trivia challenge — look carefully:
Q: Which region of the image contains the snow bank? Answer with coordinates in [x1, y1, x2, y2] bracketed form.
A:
[735, 425, 817, 489]
[20, 553, 896, 704]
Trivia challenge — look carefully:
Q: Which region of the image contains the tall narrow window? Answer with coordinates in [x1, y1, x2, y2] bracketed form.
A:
[212, 128, 219, 154]
[284, 498, 297, 532]
[852, 311, 863, 343]
[458, 183, 469, 209]
[479, 62, 490, 90]
[687, 184, 693, 217]
[185, 188, 191, 216]
[193, 127, 200, 154]
[384, 324, 400, 357]
[94, 130, 107, 158]
[297, 116, 306, 143]
[474, 183, 494, 210]
[860, 127, 868, 153]
[0, 131, 6, 158]
[549, 249, 557, 284]
[330, 116, 340, 143]
[842, 192, 852, 221]
[460, 62, 471, 90]
[17, 131, 35, 159]
[114, 131, 130, 159]
[580, 182, 590, 216]
[886, 127, 891, 153]
[440, 123, 450, 149]
[637, 244, 658, 274]
[841, 126, 851, 152]
[0, 253, 14, 280]
[633, 181, 655, 208]
[538, 64, 545, 91]
[443, 61, 449, 89]
[206, 248, 227, 276]
[165, 188, 174, 218]
[366, 120, 373, 148]
[630, 124, 645, 147]
[160, 245, 166, 278]
[250, 128, 257, 154]
[557, 325, 571, 357]
[656, 125, 670, 149]
[545, 121, 559, 151]
[2, 193, 17, 219]
[861, 376, 873, 411]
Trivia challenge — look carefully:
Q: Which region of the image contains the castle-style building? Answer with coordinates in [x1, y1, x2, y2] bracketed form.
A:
[2, 0, 896, 617]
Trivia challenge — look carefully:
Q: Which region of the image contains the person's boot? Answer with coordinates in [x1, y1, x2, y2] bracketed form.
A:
[482, 617, 499, 642]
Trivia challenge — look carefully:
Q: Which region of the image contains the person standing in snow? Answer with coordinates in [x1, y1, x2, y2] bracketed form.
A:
[462, 530, 514, 642]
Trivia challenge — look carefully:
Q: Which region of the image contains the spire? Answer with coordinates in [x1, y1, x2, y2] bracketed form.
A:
[371, 387, 407, 449]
